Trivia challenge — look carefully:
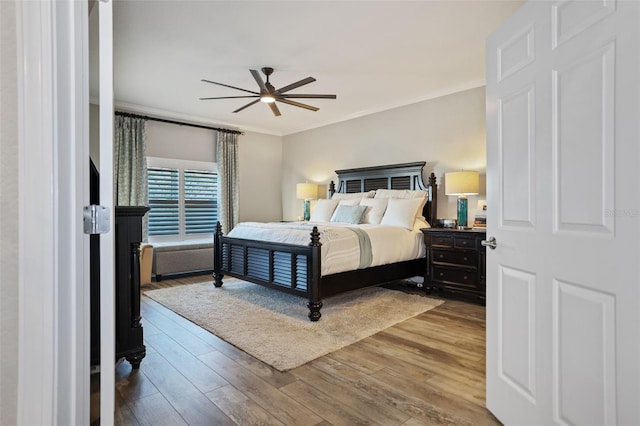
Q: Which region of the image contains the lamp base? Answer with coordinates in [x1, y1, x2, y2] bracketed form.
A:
[457, 196, 468, 228]
[303, 200, 310, 221]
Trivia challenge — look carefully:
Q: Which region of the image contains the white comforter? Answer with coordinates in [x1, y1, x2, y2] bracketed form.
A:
[226, 221, 425, 276]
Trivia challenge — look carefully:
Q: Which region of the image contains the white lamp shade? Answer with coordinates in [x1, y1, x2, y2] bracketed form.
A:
[296, 183, 318, 200]
[445, 171, 479, 196]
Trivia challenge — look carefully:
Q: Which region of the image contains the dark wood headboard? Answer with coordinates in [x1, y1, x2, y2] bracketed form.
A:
[328, 162, 438, 225]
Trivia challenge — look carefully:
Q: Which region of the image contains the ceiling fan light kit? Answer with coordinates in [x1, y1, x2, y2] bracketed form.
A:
[200, 67, 336, 116]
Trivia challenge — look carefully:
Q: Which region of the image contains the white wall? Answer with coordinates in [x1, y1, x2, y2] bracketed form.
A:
[146, 120, 283, 222]
[237, 131, 283, 222]
[281, 87, 487, 222]
[146, 120, 216, 162]
[0, 0, 19, 423]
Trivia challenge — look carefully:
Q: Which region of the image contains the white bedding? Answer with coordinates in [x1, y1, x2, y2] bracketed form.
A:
[226, 221, 425, 276]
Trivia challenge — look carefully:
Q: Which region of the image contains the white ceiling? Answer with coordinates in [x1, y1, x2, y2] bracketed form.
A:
[94, 1, 524, 136]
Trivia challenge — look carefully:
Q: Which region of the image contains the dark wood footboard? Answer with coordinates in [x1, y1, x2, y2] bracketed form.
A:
[213, 222, 425, 321]
[213, 222, 325, 321]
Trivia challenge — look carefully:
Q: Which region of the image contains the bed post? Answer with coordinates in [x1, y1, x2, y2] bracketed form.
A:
[213, 221, 224, 287]
[328, 181, 336, 199]
[307, 226, 323, 321]
[428, 172, 438, 225]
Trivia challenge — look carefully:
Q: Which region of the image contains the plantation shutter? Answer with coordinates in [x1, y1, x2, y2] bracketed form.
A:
[184, 169, 218, 234]
[147, 167, 179, 236]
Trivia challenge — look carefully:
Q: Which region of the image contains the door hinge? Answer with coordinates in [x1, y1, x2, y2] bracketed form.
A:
[83, 205, 110, 235]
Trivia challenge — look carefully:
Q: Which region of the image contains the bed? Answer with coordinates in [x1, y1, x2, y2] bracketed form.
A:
[213, 162, 438, 321]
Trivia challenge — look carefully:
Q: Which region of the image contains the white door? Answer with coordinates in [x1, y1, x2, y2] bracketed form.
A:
[486, 1, 639, 425]
[15, 0, 99, 423]
[95, 1, 117, 424]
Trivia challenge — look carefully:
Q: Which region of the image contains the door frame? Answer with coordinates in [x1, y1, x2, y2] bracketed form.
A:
[15, 0, 92, 423]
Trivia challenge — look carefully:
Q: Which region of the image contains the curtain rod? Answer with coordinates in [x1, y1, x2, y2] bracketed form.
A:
[115, 111, 244, 135]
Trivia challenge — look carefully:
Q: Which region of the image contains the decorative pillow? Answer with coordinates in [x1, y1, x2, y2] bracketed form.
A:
[337, 198, 361, 207]
[309, 199, 339, 222]
[332, 190, 375, 200]
[330, 204, 367, 224]
[359, 198, 388, 225]
[374, 189, 427, 200]
[380, 198, 424, 230]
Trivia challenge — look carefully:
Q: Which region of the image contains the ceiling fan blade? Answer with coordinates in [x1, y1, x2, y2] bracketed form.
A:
[281, 94, 336, 99]
[200, 95, 259, 100]
[268, 102, 281, 117]
[276, 77, 316, 94]
[250, 69, 269, 93]
[201, 79, 258, 95]
[233, 99, 260, 113]
[276, 98, 319, 111]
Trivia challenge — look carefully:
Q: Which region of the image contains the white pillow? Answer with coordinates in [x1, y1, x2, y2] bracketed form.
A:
[374, 189, 427, 199]
[332, 190, 375, 200]
[337, 198, 361, 207]
[309, 199, 339, 222]
[380, 198, 424, 230]
[360, 198, 388, 225]
[375, 189, 429, 221]
[330, 205, 367, 224]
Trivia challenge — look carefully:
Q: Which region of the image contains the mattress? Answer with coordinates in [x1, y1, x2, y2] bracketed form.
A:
[226, 221, 425, 276]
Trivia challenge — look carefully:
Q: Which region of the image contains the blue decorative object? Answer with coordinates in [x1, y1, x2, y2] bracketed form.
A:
[457, 197, 468, 228]
[304, 200, 311, 221]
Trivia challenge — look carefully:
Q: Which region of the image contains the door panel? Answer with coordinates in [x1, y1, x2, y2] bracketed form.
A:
[486, 1, 639, 424]
[498, 266, 536, 402]
[552, 0, 615, 49]
[497, 25, 535, 82]
[553, 279, 616, 425]
[499, 86, 535, 227]
[552, 42, 615, 234]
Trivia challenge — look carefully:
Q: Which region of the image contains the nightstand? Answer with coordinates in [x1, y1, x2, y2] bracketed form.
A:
[421, 228, 486, 303]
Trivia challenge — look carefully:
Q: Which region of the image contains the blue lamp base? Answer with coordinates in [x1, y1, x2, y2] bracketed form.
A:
[457, 196, 468, 228]
[303, 200, 311, 221]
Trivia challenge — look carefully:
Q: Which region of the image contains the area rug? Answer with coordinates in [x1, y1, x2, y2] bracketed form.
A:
[144, 279, 443, 371]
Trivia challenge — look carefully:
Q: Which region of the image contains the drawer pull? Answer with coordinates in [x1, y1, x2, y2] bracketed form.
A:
[439, 254, 444, 259]
[463, 257, 468, 261]
[439, 272, 444, 277]
[464, 276, 468, 280]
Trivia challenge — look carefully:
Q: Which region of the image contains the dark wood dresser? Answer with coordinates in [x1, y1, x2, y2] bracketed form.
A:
[89, 158, 148, 368]
[422, 228, 486, 303]
[114, 206, 149, 368]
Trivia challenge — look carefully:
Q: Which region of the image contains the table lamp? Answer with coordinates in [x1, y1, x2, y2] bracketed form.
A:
[445, 171, 479, 228]
[296, 183, 318, 221]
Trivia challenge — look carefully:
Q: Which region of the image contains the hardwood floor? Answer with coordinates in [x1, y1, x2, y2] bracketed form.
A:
[94, 274, 500, 425]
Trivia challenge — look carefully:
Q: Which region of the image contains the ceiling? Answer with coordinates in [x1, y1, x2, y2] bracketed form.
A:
[93, 1, 524, 136]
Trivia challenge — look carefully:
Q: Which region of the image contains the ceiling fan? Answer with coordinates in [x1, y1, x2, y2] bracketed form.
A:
[200, 67, 336, 117]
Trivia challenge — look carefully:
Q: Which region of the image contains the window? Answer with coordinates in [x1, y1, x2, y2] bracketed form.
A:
[184, 169, 218, 234]
[147, 157, 218, 241]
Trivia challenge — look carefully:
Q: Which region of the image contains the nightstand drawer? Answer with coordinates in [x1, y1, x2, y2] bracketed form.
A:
[421, 228, 486, 303]
[432, 249, 477, 266]
[454, 237, 476, 250]
[431, 235, 453, 247]
[432, 267, 478, 287]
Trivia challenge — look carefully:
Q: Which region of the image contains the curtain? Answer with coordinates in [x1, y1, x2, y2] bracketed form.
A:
[216, 132, 239, 234]
[114, 115, 148, 239]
